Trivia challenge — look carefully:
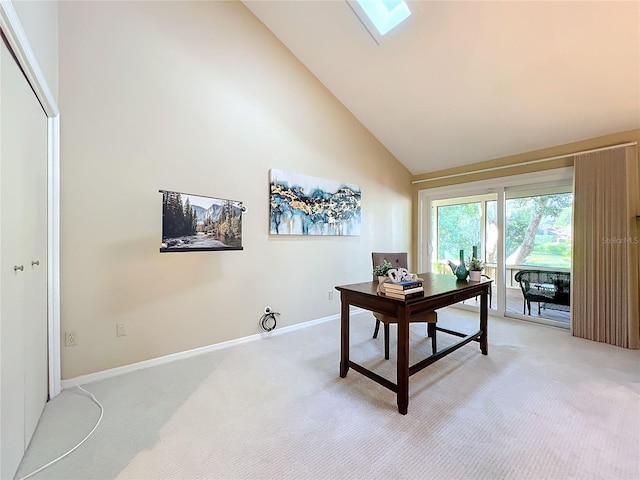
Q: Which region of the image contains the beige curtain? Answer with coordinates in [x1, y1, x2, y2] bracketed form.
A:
[572, 146, 639, 348]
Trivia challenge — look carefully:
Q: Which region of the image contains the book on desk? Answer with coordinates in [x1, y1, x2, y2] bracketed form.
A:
[383, 289, 424, 300]
[384, 286, 423, 295]
[383, 280, 423, 291]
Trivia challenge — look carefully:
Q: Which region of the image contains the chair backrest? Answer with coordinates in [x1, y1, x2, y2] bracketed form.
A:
[514, 269, 571, 293]
[372, 252, 408, 280]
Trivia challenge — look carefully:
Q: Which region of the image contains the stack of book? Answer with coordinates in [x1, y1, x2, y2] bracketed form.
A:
[383, 279, 424, 299]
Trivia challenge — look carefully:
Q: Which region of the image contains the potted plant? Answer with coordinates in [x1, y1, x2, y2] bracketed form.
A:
[373, 260, 393, 283]
[466, 256, 484, 281]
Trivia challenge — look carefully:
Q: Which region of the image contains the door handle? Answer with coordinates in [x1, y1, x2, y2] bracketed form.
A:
[31, 260, 40, 266]
[14, 265, 24, 272]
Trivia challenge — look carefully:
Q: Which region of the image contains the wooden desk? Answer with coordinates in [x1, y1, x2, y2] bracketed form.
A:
[335, 273, 492, 415]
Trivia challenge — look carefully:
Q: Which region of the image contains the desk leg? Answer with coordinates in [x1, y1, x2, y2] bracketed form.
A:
[340, 293, 350, 377]
[480, 289, 488, 355]
[397, 306, 409, 415]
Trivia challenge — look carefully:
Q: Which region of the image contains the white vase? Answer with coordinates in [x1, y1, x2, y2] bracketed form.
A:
[469, 270, 482, 282]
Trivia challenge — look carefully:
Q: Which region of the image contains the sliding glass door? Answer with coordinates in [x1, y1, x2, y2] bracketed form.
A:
[505, 187, 572, 324]
[432, 194, 497, 310]
[422, 175, 573, 328]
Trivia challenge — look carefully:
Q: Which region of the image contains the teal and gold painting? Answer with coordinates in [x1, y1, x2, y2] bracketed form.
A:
[269, 170, 361, 236]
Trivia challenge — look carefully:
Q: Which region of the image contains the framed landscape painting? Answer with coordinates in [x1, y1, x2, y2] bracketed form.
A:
[269, 169, 361, 236]
[160, 190, 244, 252]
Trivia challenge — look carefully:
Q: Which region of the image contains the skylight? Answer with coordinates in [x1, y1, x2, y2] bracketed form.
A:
[356, 0, 411, 36]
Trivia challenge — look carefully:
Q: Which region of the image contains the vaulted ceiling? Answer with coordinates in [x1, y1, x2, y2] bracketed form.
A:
[244, 1, 640, 175]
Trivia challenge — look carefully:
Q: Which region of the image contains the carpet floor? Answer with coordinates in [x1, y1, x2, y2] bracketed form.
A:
[15, 308, 640, 480]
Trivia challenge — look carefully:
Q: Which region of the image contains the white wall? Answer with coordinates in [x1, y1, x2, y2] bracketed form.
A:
[58, 1, 413, 378]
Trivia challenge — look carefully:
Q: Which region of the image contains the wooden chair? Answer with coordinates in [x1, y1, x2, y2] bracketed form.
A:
[371, 252, 438, 359]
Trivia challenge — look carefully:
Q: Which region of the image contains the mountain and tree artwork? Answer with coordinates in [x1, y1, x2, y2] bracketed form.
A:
[160, 190, 243, 252]
[269, 169, 361, 236]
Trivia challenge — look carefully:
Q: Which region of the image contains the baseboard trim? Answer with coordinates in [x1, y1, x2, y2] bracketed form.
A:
[61, 308, 365, 389]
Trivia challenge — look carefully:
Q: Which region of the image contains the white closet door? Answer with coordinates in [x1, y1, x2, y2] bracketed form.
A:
[0, 38, 48, 480]
[21, 64, 48, 447]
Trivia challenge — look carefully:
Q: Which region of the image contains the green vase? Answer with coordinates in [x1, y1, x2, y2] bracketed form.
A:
[455, 249, 468, 280]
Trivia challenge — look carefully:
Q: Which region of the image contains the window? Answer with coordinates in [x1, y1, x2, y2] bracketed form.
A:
[431, 194, 498, 271]
[356, 0, 411, 35]
[431, 194, 497, 310]
[420, 173, 574, 328]
[348, 0, 412, 43]
[505, 186, 573, 268]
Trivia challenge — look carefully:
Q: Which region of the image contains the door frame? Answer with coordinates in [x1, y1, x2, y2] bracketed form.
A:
[0, 2, 61, 397]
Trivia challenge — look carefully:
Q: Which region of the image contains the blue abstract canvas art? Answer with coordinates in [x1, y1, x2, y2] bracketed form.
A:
[269, 169, 361, 236]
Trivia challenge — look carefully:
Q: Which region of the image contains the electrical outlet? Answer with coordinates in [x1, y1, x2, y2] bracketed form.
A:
[328, 291, 334, 300]
[116, 322, 127, 337]
[65, 331, 78, 347]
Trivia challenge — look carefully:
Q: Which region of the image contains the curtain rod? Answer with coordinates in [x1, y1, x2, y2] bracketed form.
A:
[412, 141, 638, 185]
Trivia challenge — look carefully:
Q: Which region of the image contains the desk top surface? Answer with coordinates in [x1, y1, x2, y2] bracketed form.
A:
[335, 272, 492, 301]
